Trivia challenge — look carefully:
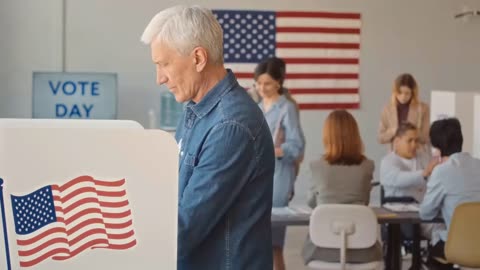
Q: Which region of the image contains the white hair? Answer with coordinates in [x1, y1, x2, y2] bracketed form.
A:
[141, 5, 224, 65]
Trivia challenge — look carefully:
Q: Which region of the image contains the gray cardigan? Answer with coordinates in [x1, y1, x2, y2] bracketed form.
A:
[302, 158, 382, 264]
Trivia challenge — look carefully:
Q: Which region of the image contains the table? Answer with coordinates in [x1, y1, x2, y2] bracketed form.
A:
[271, 206, 443, 270]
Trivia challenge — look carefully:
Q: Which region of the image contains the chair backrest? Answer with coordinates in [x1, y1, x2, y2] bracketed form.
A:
[445, 202, 480, 267]
[309, 204, 378, 249]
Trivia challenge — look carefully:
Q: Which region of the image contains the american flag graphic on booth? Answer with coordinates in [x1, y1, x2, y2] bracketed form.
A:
[213, 10, 361, 109]
[10, 176, 136, 268]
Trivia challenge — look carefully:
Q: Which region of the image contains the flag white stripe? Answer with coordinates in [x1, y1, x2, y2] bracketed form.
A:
[64, 212, 105, 231]
[19, 242, 69, 263]
[107, 235, 136, 245]
[226, 63, 359, 73]
[277, 17, 361, 28]
[103, 216, 133, 225]
[292, 94, 359, 103]
[276, 48, 359, 58]
[277, 33, 360, 43]
[284, 79, 359, 88]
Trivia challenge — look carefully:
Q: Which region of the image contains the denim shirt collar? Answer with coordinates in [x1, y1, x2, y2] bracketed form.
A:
[185, 69, 238, 119]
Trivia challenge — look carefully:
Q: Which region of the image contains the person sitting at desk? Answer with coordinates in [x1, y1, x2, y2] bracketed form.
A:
[380, 122, 438, 203]
[380, 122, 441, 265]
[302, 110, 382, 264]
[420, 118, 480, 267]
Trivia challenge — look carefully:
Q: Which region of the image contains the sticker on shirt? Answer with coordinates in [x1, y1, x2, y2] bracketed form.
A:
[178, 139, 183, 156]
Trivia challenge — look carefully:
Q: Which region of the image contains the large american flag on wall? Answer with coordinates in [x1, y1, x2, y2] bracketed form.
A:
[213, 10, 361, 109]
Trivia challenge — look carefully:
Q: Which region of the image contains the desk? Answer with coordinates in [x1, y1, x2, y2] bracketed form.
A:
[272, 206, 442, 270]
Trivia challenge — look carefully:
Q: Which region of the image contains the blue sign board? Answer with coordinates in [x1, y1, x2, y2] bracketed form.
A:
[32, 72, 117, 119]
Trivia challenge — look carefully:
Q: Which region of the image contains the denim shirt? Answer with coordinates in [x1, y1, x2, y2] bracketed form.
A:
[175, 70, 275, 270]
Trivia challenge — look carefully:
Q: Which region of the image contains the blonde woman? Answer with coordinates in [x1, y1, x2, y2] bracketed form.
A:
[378, 73, 430, 152]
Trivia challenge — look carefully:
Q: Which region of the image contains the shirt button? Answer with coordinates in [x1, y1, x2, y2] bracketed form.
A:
[180, 151, 184, 156]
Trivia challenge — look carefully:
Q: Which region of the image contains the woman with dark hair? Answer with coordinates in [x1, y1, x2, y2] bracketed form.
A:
[255, 57, 305, 270]
[378, 74, 430, 153]
[302, 110, 382, 264]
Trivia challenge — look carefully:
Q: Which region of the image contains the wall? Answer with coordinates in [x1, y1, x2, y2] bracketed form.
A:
[2, 0, 480, 204]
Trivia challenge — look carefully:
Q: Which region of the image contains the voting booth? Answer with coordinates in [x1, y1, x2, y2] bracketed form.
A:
[430, 90, 480, 158]
[0, 119, 178, 269]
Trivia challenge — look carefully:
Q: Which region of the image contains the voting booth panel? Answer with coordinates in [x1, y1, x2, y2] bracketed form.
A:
[430, 90, 480, 158]
[0, 127, 178, 270]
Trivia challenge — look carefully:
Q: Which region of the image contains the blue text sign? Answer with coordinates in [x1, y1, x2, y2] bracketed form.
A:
[33, 72, 117, 119]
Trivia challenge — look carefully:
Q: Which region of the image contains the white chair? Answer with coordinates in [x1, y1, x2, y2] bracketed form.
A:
[308, 204, 382, 270]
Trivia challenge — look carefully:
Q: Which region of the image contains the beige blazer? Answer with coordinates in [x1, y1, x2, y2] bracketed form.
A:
[378, 101, 430, 145]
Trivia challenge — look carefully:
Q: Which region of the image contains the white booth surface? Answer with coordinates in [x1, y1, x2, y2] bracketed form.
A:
[430, 90, 480, 158]
[0, 123, 178, 270]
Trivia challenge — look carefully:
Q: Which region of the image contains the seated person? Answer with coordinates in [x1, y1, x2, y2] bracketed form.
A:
[302, 110, 382, 264]
[420, 118, 480, 263]
[380, 122, 438, 203]
[380, 122, 440, 264]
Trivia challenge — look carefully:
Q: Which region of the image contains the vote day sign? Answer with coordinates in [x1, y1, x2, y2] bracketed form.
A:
[32, 72, 117, 119]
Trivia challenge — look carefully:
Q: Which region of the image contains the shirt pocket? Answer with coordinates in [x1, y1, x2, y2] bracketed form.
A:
[183, 152, 197, 168]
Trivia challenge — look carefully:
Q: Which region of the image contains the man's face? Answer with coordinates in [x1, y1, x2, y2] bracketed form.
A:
[394, 129, 418, 159]
[150, 39, 199, 103]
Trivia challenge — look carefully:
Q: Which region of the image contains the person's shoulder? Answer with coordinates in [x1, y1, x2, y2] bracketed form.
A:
[361, 158, 375, 171]
[382, 102, 395, 112]
[381, 151, 397, 164]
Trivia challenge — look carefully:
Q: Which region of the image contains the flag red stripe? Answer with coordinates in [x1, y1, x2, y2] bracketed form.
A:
[66, 218, 104, 235]
[52, 238, 110, 260]
[287, 73, 358, 79]
[63, 198, 100, 214]
[94, 179, 125, 187]
[69, 228, 108, 246]
[283, 58, 359, 64]
[276, 11, 361, 19]
[235, 72, 358, 79]
[277, 27, 360, 34]
[99, 200, 129, 208]
[17, 227, 67, 245]
[277, 42, 359, 49]
[103, 210, 132, 219]
[107, 230, 135, 240]
[106, 239, 137, 250]
[298, 103, 360, 110]
[18, 237, 69, 256]
[97, 190, 126, 197]
[53, 176, 125, 192]
[64, 208, 102, 225]
[290, 88, 359, 94]
[105, 219, 133, 229]
[19, 247, 70, 267]
[57, 187, 96, 203]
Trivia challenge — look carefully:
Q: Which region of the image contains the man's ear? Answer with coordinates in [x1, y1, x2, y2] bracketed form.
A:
[192, 47, 208, 72]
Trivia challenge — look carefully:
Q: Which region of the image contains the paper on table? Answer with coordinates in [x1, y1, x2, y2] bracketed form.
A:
[383, 203, 420, 212]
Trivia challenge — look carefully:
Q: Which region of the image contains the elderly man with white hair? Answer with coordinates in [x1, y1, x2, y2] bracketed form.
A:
[141, 5, 275, 270]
